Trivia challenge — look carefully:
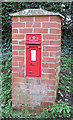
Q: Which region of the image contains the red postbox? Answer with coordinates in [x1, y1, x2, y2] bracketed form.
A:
[26, 34, 41, 78]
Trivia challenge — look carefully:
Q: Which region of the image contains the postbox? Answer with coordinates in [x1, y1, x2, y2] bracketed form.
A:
[9, 9, 64, 111]
[26, 34, 41, 77]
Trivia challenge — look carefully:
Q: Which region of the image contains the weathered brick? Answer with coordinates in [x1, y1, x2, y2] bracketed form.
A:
[42, 63, 56, 68]
[19, 73, 24, 77]
[35, 16, 49, 21]
[43, 41, 50, 45]
[12, 34, 24, 39]
[49, 74, 56, 79]
[12, 29, 18, 33]
[20, 17, 33, 22]
[19, 62, 25, 67]
[43, 46, 57, 51]
[43, 68, 56, 73]
[43, 58, 56, 62]
[19, 51, 25, 55]
[12, 51, 18, 55]
[48, 91, 55, 96]
[12, 73, 19, 77]
[47, 85, 55, 90]
[12, 40, 18, 44]
[12, 56, 24, 61]
[26, 22, 41, 27]
[50, 29, 61, 34]
[33, 106, 43, 111]
[19, 28, 32, 33]
[12, 77, 25, 83]
[50, 52, 57, 57]
[43, 34, 57, 39]
[34, 28, 48, 33]
[12, 46, 25, 50]
[12, 67, 24, 72]
[12, 17, 18, 22]
[12, 23, 25, 28]
[42, 80, 56, 86]
[50, 16, 61, 22]
[42, 22, 58, 28]
[43, 52, 50, 56]
[12, 61, 19, 66]
[19, 40, 25, 45]
[41, 102, 50, 107]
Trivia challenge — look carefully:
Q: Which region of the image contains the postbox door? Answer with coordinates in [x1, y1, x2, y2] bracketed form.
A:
[26, 45, 41, 77]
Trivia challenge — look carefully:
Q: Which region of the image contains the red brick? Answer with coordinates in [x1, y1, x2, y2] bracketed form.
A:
[35, 16, 49, 21]
[42, 22, 58, 28]
[57, 46, 61, 51]
[12, 17, 18, 22]
[47, 91, 55, 96]
[19, 29, 32, 33]
[12, 77, 25, 83]
[50, 29, 61, 34]
[19, 40, 25, 45]
[19, 62, 25, 67]
[12, 56, 24, 61]
[43, 68, 56, 73]
[12, 34, 24, 39]
[49, 63, 57, 68]
[12, 40, 18, 44]
[41, 102, 50, 107]
[12, 67, 24, 72]
[43, 58, 56, 62]
[12, 73, 19, 77]
[12, 51, 18, 55]
[43, 41, 50, 45]
[47, 85, 55, 90]
[19, 73, 24, 77]
[58, 23, 61, 28]
[33, 106, 43, 111]
[50, 52, 57, 57]
[49, 74, 56, 79]
[42, 74, 49, 79]
[19, 51, 25, 55]
[58, 35, 61, 39]
[58, 72, 60, 76]
[12, 46, 25, 50]
[56, 51, 61, 56]
[12, 23, 25, 28]
[43, 52, 50, 56]
[20, 17, 33, 22]
[42, 63, 56, 68]
[48, 97, 55, 102]
[43, 35, 57, 39]
[57, 62, 60, 66]
[42, 63, 48, 67]
[26, 22, 41, 27]
[50, 16, 61, 22]
[12, 61, 19, 66]
[43, 46, 57, 51]
[42, 80, 56, 85]
[50, 41, 57, 45]
[34, 28, 48, 33]
[12, 29, 18, 33]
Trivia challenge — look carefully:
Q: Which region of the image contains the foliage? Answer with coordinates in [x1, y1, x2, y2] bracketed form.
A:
[37, 101, 73, 119]
[2, 2, 73, 119]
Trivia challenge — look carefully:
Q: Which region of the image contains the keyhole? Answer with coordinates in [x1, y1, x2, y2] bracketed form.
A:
[30, 63, 32, 65]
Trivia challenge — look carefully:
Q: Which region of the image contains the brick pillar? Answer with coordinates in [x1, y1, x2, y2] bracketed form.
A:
[12, 15, 61, 111]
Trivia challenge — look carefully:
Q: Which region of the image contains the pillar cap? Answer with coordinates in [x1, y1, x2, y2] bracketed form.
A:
[9, 8, 64, 18]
